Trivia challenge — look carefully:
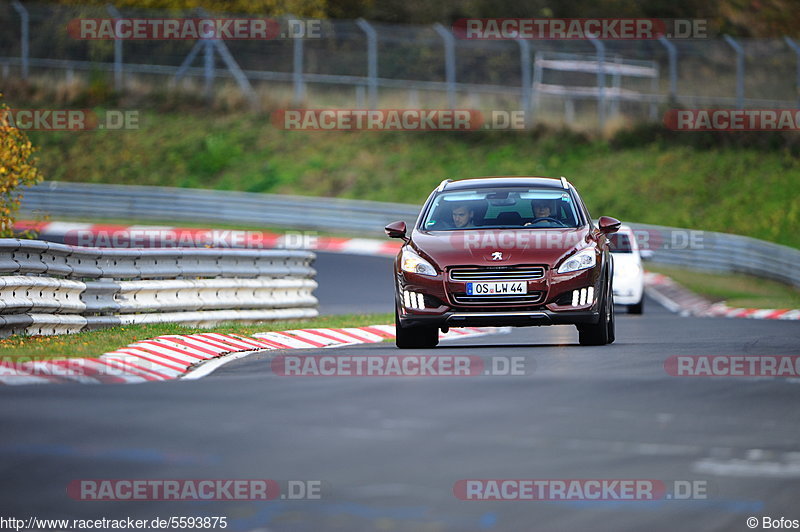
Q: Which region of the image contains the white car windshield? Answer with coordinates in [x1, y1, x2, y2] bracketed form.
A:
[423, 187, 581, 230]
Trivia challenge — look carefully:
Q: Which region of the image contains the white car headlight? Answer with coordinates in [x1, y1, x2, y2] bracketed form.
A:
[557, 248, 597, 274]
[401, 247, 437, 276]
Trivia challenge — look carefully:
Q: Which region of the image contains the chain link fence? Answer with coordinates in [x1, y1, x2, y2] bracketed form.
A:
[3, 2, 800, 128]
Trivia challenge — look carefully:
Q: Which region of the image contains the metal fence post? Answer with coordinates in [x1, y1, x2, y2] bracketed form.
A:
[107, 3, 123, 91]
[433, 23, 457, 109]
[172, 40, 204, 85]
[723, 35, 744, 109]
[658, 36, 678, 105]
[203, 38, 214, 102]
[293, 18, 305, 105]
[589, 36, 606, 131]
[516, 38, 532, 127]
[212, 40, 259, 109]
[532, 52, 542, 116]
[784, 37, 800, 108]
[11, 0, 29, 79]
[356, 18, 378, 109]
[611, 55, 621, 117]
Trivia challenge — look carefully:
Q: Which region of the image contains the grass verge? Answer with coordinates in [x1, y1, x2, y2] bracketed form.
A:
[0, 313, 394, 362]
[646, 264, 800, 309]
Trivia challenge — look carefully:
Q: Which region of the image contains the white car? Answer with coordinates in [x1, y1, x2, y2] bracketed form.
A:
[610, 225, 649, 314]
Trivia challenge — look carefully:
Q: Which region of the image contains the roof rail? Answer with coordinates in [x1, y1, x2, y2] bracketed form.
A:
[437, 179, 453, 192]
[560, 176, 570, 189]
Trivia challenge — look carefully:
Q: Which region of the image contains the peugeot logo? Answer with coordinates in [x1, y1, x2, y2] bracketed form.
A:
[491, 251, 503, 261]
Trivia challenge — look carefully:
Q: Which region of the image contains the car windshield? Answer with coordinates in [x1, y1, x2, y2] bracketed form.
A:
[609, 233, 634, 253]
[423, 187, 581, 230]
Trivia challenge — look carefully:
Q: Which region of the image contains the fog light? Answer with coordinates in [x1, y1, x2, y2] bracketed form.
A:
[571, 287, 594, 307]
[403, 290, 426, 310]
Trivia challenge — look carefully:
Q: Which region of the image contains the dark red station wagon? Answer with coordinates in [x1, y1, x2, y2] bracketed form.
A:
[385, 176, 621, 348]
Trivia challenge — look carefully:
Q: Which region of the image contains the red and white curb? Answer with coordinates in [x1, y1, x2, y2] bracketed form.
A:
[0, 325, 506, 386]
[15, 221, 401, 257]
[645, 272, 800, 321]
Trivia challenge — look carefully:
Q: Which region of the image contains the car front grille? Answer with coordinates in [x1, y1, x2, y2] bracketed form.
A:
[451, 292, 544, 305]
[449, 266, 546, 281]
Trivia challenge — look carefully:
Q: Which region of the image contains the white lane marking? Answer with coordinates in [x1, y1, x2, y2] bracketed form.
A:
[181, 350, 262, 380]
[693, 458, 800, 478]
[254, 332, 320, 348]
[338, 327, 385, 342]
[286, 329, 343, 346]
[644, 285, 684, 314]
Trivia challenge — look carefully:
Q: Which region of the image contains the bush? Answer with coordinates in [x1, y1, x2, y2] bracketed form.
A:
[0, 94, 45, 237]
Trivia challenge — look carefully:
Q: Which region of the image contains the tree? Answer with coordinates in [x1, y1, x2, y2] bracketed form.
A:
[0, 95, 44, 237]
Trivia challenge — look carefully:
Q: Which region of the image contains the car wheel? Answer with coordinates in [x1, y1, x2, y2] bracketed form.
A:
[395, 308, 439, 349]
[628, 297, 643, 315]
[606, 291, 616, 344]
[577, 282, 613, 346]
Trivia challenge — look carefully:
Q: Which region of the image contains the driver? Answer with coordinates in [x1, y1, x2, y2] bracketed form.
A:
[532, 199, 553, 219]
[451, 203, 476, 228]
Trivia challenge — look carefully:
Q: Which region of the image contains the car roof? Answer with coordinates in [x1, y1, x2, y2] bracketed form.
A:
[442, 176, 567, 191]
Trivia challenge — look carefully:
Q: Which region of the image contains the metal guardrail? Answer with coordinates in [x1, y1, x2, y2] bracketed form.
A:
[0, 238, 318, 337]
[626, 223, 800, 289]
[18, 182, 800, 288]
[21, 181, 417, 236]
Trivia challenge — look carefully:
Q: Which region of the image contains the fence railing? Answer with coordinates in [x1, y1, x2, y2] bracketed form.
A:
[0, 237, 318, 337]
[4, 2, 800, 128]
[18, 181, 800, 288]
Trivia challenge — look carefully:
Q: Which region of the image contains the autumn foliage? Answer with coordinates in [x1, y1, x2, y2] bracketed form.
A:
[0, 95, 44, 237]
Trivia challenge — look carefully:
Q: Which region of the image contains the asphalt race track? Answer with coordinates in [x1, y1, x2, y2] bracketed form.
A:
[1, 251, 799, 532]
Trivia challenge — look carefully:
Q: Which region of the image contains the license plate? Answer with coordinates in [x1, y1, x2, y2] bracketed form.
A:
[466, 282, 526, 295]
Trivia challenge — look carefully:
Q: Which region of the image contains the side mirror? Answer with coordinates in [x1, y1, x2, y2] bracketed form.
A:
[384, 220, 408, 240]
[598, 216, 621, 234]
[639, 249, 655, 260]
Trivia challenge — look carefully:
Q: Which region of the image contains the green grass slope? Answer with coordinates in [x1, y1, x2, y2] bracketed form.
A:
[28, 111, 800, 248]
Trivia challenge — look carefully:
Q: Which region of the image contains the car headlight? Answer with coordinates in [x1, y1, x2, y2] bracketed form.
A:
[557, 248, 597, 274]
[401, 247, 437, 276]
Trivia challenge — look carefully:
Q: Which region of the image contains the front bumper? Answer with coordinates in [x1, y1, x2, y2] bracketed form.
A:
[612, 279, 644, 305]
[399, 309, 600, 328]
[396, 262, 605, 329]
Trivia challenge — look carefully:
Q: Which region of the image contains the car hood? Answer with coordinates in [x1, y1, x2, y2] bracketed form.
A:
[410, 227, 593, 268]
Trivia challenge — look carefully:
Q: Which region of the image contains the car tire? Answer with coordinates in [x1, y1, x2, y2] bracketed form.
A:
[577, 281, 613, 346]
[395, 308, 439, 349]
[627, 297, 643, 315]
[606, 291, 616, 344]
